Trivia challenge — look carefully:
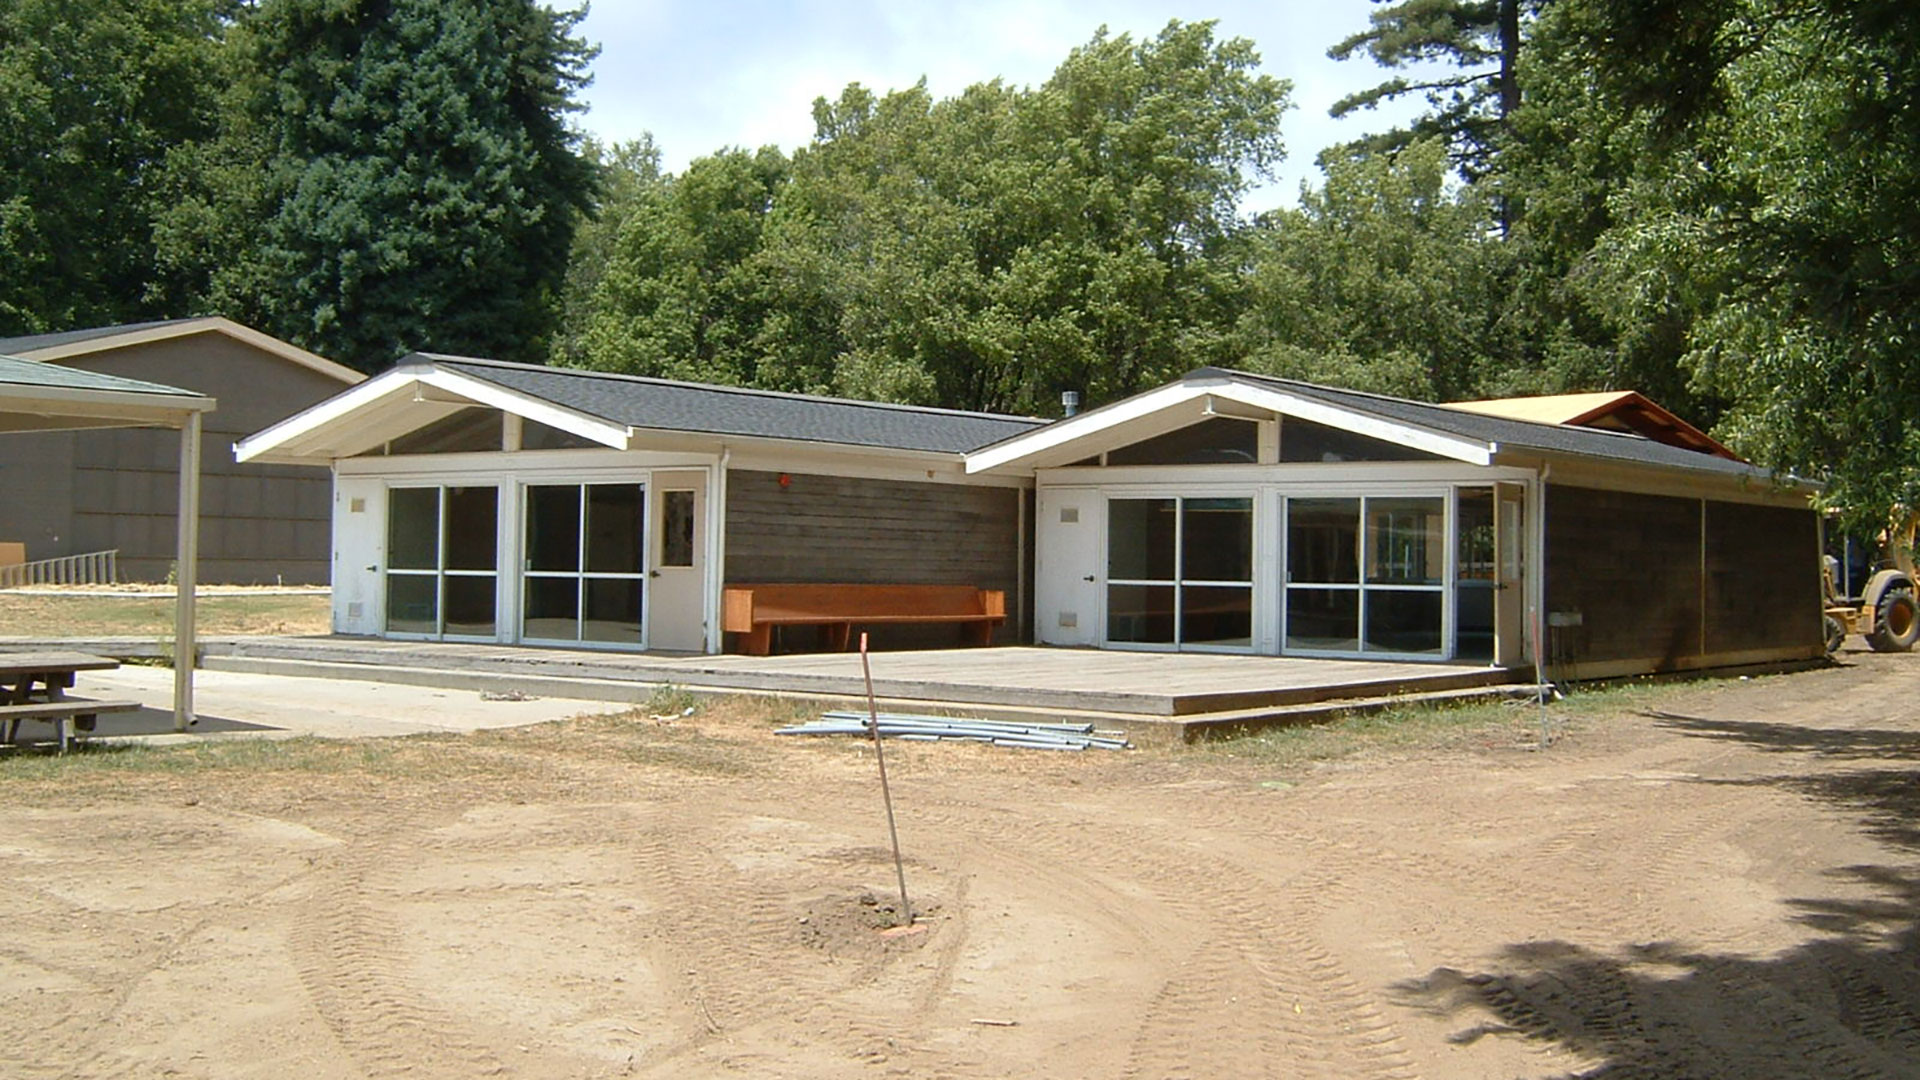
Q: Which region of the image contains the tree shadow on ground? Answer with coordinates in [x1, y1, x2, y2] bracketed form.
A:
[1393, 713, 1920, 1079]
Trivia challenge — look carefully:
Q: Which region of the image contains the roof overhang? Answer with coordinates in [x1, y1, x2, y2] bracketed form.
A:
[0, 383, 213, 433]
[965, 375, 1494, 474]
[234, 362, 633, 464]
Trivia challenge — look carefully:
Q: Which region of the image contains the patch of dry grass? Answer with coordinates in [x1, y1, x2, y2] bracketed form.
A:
[0, 590, 330, 637]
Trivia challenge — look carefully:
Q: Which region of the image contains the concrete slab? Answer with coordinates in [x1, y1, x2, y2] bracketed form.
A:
[7, 664, 633, 746]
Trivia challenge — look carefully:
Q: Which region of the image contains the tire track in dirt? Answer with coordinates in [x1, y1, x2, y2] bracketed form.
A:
[288, 823, 515, 1079]
[905, 795, 1424, 1080]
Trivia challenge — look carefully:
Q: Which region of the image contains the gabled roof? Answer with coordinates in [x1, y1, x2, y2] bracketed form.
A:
[237, 354, 1043, 464]
[1446, 390, 1737, 459]
[0, 354, 213, 433]
[966, 367, 1791, 486]
[0, 317, 363, 385]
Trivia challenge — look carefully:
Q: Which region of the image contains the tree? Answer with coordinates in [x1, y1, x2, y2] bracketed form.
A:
[234, 0, 597, 371]
[1559, 0, 1920, 514]
[1327, 0, 1542, 183]
[0, 0, 231, 334]
[1237, 139, 1512, 400]
[550, 136, 664, 368]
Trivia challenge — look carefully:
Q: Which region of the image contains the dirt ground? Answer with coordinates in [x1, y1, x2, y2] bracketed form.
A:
[3, 652, 1918, 1079]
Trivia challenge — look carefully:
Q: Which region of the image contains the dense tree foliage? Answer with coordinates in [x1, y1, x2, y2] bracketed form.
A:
[0, 0, 230, 334]
[575, 21, 1289, 415]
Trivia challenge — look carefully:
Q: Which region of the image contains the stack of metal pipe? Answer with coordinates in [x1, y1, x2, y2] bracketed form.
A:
[776, 710, 1131, 751]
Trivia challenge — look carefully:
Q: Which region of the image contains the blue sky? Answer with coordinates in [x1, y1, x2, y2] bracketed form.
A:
[565, 1, 1442, 214]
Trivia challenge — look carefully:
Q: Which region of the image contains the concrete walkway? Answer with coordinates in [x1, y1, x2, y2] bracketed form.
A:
[19, 664, 633, 746]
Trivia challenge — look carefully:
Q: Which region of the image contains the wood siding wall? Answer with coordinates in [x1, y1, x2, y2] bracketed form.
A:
[0, 334, 350, 583]
[1544, 484, 1820, 672]
[724, 469, 1022, 647]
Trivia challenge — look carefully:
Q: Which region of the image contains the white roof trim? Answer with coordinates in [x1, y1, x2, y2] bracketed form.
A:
[964, 377, 1493, 473]
[235, 363, 631, 464]
[0, 384, 213, 433]
[18, 317, 364, 384]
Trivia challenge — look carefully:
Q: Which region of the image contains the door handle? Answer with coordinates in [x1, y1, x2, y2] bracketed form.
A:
[649, 570, 662, 578]
[1083, 575, 1096, 582]
[366, 565, 378, 572]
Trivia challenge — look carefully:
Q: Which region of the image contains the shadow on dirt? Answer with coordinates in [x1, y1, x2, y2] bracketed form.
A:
[1393, 712, 1920, 1078]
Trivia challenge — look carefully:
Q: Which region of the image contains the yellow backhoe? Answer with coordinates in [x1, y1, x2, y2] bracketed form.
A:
[1824, 511, 1920, 653]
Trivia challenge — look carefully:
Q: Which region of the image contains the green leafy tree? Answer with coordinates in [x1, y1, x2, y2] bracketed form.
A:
[550, 136, 664, 367]
[1558, 0, 1920, 513]
[0, 0, 231, 333]
[236, 0, 597, 371]
[1238, 139, 1512, 400]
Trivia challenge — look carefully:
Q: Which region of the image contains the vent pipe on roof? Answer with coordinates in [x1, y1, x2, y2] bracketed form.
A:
[1061, 390, 1081, 417]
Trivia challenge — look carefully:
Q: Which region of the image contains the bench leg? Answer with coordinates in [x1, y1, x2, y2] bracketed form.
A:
[740, 624, 773, 657]
[963, 621, 995, 647]
[1, 718, 15, 744]
[824, 623, 853, 652]
[57, 717, 71, 755]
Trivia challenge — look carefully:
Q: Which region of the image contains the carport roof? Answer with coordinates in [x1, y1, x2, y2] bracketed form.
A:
[0, 354, 213, 431]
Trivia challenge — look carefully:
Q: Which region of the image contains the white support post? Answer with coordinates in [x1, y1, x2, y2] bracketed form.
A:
[173, 412, 201, 730]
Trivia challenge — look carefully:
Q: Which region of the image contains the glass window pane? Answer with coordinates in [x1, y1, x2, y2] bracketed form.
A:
[385, 574, 437, 634]
[522, 576, 579, 640]
[1182, 498, 1252, 582]
[1287, 499, 1359, 583]
[583, 577, 643, 644]
[1107, 584, 1175, 643]
[443, 575, 496, 637]
[1108, 498, 1176, 581]
[444, 486, 498, 571]
[1281, 416, 1441, 463]
[1106, 418, 1259, 466]
[661, 490, 695, 568]
[526, 485, 581, 572]
[1455, 488, 1495, 661]
[586, 484, 644, 574]
[1285, 587, 1359, 651]
[387, 488, 439, 570]
[1182, 585, 1252, 647]
[1366, 497, 1445, 585]
[1365, 590, 1444, 654]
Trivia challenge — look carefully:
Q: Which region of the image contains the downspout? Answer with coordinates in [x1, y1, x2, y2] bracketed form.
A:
[708, 447, 730, 654]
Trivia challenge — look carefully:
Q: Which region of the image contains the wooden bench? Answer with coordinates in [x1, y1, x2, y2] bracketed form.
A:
[723, 584, 1007, 656]
[0, 698, 140, 752]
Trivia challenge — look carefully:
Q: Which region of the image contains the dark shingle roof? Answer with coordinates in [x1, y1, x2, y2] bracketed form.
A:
[422, 355, 1043, 454]
[0, 354, 206, 398]
[0, 319, 203, 356]
[1202, 367, 1776, 480]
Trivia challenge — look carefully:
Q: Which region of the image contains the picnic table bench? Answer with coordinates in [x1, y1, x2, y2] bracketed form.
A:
[0, 650, 138, 753]
[723, 583, 1007, 656]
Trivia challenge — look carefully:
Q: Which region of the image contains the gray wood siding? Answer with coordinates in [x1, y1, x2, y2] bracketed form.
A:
[1546, 485, 1703, 668]
[0, 333, 351, 583]
[724, 469, 1022, 647]
[1704, 500, 1821, 654]
[1546, 484, 1821, 670]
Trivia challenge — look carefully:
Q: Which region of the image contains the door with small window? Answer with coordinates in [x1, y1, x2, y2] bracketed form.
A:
[648, 471, 707, 652]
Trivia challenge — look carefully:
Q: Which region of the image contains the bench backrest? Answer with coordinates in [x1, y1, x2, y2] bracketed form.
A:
[726, 583, 1002, 621]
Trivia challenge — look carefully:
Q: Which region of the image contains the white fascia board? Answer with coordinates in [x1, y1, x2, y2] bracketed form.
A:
[966, 382, 1212, 473]
[416, 369, 631, 450]
[235, 370, 423, 462]
[1221, 383, 1492, 465]
[0, 386, 211, 425]
[965, 378, 1493, 474]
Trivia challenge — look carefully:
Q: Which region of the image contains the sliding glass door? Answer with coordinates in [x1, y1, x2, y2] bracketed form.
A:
[385, 485, 498, 639]
[1284, 495, 1445, 657]
[1106, 495, 1254, 650]
[522, 483, 647, 646]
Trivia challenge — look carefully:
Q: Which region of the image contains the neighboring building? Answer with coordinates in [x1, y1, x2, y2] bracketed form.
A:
[0, 318, 363, 583]
[1445, 390, 1739, 459]
[237, 358, 1823, 678]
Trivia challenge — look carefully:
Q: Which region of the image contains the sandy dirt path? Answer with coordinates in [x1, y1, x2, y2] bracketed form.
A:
[2, 652, 1916, 1078]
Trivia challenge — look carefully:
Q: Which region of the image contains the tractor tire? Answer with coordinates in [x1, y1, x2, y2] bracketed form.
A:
[1866, 586, 1920, 652]
[1824, 614, 1847, 654]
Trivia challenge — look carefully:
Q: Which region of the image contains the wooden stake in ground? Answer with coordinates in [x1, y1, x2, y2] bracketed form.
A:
[859, 633, 912, 927]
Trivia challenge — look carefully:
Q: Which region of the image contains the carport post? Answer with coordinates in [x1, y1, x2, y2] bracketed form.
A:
[173, 410, 200, 730]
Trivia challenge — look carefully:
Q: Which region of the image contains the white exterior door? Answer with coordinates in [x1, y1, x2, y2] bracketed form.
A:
[1035, 487, 1103, 646]
[1494, 481, 1529, 667]
[332, 475, 385, 635]
[648, 470, 707, 652]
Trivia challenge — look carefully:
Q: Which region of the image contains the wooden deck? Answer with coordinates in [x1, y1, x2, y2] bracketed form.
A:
[187, 637, 1523, 725]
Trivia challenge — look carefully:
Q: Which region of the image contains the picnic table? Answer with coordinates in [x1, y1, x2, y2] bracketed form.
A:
[0, 651, 137, 753]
